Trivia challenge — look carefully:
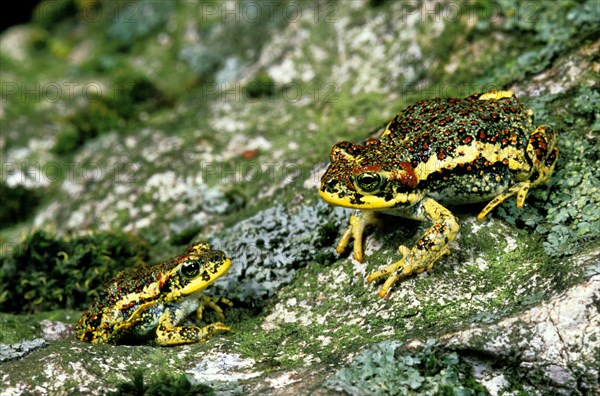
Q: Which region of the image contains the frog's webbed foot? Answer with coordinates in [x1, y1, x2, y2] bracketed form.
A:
[476, 181, 531, 221]
[366, 245, 412, 297]
[197, 295, 234, 321]
[336, 210, 381, 262]
[367, 198, 459, 298]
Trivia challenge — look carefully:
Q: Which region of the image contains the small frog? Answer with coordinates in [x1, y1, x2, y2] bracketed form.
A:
[319, 90, 558, 298]
[75, 242, 233, 346]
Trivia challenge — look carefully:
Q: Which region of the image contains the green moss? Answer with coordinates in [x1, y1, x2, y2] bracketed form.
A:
[0, 313, 42, 344]
[169, 224, 206, 247]
[109, 369, 214, 396]
[422, 0, 599, 89]
[325, 339, 487, 395]
[368, 0, 395, 8]
[0, 310, 80, 344]
[500, 0, 598, 82]
[244, 71, 277, 99]
[109, 74, 173, 118]
[52, 101, 122, 155]
[0, 229, 150, 313]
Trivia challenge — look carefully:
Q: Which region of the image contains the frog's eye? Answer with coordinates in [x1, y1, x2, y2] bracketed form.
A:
[180, 261, 200, 278]
[355, 172, 386, 193]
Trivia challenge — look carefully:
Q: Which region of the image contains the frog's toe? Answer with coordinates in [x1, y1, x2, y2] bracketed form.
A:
[366, 265, 395, 283]
[397, 245, 410, 256]
[336, 226, 354, 255]
[367, 261, 414, 298]
[336, 211, 380, 262]
[197, 295, 233, 321]
[378, 273, 400, 298]
[515, 182, 530, 208]
[352, 241, 364, 262]
[220, 297, 234, 308]
[365, 245, 408, 294]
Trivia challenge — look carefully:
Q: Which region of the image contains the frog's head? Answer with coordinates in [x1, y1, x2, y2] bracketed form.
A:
[319, 140, 422, 209]
[163, 242, 231, 299]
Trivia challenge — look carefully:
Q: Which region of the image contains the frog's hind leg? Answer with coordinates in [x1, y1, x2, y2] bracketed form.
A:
[156, 321, 230, 346]
[156, 306, 230, 346]
[526, 125, 558, 188]
[477, 125, 558, 221]
[367, 197, 459, 298]
[113, 300, 158, 334]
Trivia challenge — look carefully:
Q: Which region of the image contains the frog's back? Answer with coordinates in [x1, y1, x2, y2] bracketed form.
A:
[381, 93, 534, 204]
[75, 261, 168, 343]
[383, 94, 531, 161]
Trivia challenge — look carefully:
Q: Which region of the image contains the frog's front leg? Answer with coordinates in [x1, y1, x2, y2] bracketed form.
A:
[156, 305, 230, 346]
[196, 295, 234, 321]
[367, 197, 459, 298]
[336, 209, 381, 262]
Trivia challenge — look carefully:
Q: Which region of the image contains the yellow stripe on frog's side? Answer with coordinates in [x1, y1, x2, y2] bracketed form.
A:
[318, 188, 424, 210]
[413, 142, 529, 182]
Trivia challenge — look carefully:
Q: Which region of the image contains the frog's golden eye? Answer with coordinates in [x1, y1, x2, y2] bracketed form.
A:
[180, 261, 200, 278]
[355, 172, 386, 193]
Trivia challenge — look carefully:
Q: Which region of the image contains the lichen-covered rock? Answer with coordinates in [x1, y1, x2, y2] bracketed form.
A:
[210, 201, 347, 304]
[0, 338, 47, 363]
[443, 267, 600, 395]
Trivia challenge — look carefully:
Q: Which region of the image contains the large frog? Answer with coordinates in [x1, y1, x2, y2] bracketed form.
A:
[319, 90, 558, 298]
[75, 242, 232, 346]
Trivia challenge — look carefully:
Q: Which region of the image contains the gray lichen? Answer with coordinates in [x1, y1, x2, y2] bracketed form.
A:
[325, 339, 486, 395]
[0, 338, 47, 363]
[210, 201, 348, 304]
